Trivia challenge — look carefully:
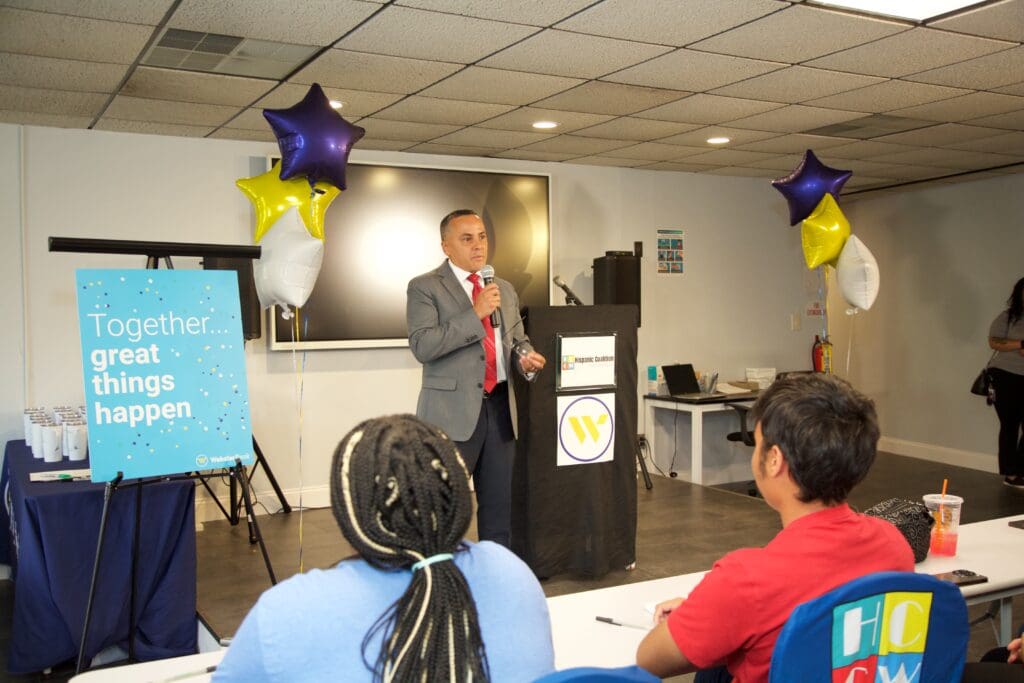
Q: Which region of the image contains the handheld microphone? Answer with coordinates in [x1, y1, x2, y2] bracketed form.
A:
[552, 275, 584, 306]
[479, 264, 500, 328]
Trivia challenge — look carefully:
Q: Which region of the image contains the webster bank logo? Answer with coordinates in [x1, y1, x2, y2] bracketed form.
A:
[831, 591, 932, 683]
[557, 394, 614, 466]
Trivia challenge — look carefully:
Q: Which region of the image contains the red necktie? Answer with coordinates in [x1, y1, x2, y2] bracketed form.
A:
[468, 273, 497, 393]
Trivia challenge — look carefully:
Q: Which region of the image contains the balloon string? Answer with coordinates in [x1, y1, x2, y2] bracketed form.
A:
[290, 310, 307, 574]
[823, 267, 831, 342]
[846, 314, 855, 375]
[817, 267, 827, 340]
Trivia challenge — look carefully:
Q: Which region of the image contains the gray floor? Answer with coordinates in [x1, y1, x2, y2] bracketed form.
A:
[3, 450, 1024, 680]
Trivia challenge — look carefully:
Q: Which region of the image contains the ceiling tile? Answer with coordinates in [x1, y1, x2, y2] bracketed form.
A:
[338, 6, 537, 63]
[491, 149, 580, 161]
[905, 46, 1024, 90]
[395, 0, 596, 26]
[994, 81, 1024, 97]
[805, 27, 1014, 78]
[807, 80, 969, 113]
[816, 140, 920, 158]
[122, 66, 276, 106]
[633, 93, 785, 124]
[170, 0, 380, 46]
[104, 95, 241, 125]
[690, 5, 906, 63]
[967, 109, 1024, 129]
[741, 154, 805, 171]
[572, 117, 700, 141]
[870, 122, 1003, 146]
[555, 0, 783, 47]
[889, 92, 1024, 122]
[825, 158, 914, 177]
[732, 132, 853, 154]
[431, 127, 554, 148]
[656, 126, 778, 147]
[843, 175, 892, 189]
[291, 49, 461, 94]
[419, 66, 583, 105]
[640, 161, 716, 172]
[570, 156, 653, 168]
[259, 84, 403, 116]
[726, 105, 867, 133]
[355, 117, 460, 141]
[223, 107, 275, 130]
[0, 110, 93, 128]
[0, 84, 107, 117]
[0, 7, 153, 63]
[0, 52, 128, 93]
[604, 142, 706, 161]
[700, 166, 781, 177]
[355, 138, 415, 151]
[603, 49, 785, 92]
[945, 131, 1024, 155]
[517, 135, 634, 155]
[3, 0, 173, 24]
[208, 127, 277, 142]
[375, 96, 515, 126]
[480, 29, 670, 79]
[403, 142, 502, 156]
[709, 66, 885, 103]
[533, 81, 689, 115]
[477, 107, 613, 133]
[874, 163, 957, 179]
[678, 148, 780, 165]
[870, 147, 1024, 168]
[93, 118, 216, 137]
[929, 0, 1024, 42]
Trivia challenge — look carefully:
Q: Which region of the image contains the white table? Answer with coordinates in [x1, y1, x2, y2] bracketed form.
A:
[70, 650, 223, 682]
[644, 396, 755, 485]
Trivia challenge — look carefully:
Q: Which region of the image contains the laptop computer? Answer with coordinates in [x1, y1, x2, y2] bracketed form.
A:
[662, 364, 757, 403]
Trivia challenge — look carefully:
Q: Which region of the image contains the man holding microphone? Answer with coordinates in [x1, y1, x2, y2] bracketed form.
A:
[406, 209, 545, 548]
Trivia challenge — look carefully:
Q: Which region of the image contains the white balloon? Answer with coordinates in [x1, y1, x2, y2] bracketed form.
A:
[836, 235, 879, 311]
[252, 210, 324, 312]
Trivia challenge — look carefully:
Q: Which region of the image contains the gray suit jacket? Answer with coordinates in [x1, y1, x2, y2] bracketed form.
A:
[407, 261, 531, 441]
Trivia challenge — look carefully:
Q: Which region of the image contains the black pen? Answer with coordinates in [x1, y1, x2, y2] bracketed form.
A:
[596, 615, 648, 630]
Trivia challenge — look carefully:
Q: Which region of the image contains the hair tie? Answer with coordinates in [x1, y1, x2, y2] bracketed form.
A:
[410, 553, 454, 571]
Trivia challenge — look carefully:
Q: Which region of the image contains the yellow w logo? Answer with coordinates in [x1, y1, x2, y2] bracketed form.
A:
[568, 414, 608, 443]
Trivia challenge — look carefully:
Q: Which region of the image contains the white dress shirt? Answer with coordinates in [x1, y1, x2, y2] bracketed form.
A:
[447, 260, 507, 382]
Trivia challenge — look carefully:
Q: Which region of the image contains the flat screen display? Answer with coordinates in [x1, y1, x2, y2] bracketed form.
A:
[270, 162, 551, 350]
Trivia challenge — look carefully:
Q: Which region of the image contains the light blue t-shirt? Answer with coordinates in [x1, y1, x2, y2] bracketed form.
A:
[213, 541, 554, 682]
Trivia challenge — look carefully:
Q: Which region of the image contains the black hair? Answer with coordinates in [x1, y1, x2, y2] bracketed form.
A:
[1007, 277, 1024, 326]
[330, 415, 489, 682]
[751, 373, 879, 506]
[439, 209, 479, 240]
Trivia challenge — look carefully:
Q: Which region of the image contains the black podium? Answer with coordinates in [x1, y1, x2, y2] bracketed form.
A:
[511, 304, 638, 578]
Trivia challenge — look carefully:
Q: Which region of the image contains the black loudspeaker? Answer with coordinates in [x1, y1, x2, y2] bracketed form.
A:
[202, 256, 261, 341]
[593, 251, 641, 326]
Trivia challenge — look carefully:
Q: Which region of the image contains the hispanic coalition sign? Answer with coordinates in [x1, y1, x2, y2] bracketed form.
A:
[76, 269, 254, 482]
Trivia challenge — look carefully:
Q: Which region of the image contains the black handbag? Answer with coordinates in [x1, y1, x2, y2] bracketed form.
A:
[863, 498, 934, 563]
[970, 368, 991, 396]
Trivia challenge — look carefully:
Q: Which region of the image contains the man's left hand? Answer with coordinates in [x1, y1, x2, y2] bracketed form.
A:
[519, 351, 546, 374]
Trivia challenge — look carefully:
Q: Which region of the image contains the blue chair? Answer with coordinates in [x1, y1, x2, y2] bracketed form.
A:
[533, 665, 660, 682]
[769, 571, 968, 683]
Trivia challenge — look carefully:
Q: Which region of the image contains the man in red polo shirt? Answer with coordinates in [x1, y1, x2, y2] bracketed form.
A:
[637, 373, 914, 683]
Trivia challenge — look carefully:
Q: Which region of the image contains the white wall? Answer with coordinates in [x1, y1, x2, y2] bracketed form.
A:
[837, 174, 1024, 471]
[1, 123, 811, 511]
[0, 125, 25, 447]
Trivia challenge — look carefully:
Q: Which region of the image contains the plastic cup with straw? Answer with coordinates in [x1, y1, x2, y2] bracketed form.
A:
[936, 478, 948, 543]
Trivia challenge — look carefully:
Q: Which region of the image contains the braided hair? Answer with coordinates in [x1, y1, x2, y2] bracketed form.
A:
[330, 414, 490, 683]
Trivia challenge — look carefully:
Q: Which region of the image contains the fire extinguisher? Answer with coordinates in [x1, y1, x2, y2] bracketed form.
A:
[812, 335, 833, 373]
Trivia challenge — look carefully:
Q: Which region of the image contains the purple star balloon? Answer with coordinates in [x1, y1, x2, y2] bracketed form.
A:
[263, 83, 365, 190]
[771, 150, 852, 226]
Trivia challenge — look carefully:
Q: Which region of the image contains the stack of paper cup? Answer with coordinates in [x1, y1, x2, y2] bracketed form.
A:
[30, 418, 49, 459]
[24, 408, 46, 446]
[65, 422, 88, 461]
[42, 423, 63, 463]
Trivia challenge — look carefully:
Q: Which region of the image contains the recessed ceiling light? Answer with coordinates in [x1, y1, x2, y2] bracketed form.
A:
[808, 0, 986, 21]
[532, 121, 558, 130]
[707, 136, 730, 145]
[329, 100, 343, 110]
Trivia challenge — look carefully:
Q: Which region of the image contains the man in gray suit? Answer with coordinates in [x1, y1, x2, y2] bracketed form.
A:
[407, 209, 546, 547]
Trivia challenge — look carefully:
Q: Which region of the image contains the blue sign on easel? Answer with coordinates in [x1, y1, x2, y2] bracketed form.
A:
[76, 269, 254, 482]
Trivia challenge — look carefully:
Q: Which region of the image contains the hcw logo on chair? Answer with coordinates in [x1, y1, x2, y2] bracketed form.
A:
[832, 591, 932, 683]
[556, 394, 615, 466]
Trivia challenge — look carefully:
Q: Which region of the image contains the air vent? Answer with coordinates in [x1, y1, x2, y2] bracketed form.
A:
[142, 28, 318, 80]
[807, 114, 935, 140]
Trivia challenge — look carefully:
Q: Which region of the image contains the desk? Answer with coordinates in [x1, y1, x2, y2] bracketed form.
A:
[2, 440, 198, 673]
[643, 396, 756, 485]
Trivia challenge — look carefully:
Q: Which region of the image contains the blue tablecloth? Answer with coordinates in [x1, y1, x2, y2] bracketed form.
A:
[2, 440, 197, 673]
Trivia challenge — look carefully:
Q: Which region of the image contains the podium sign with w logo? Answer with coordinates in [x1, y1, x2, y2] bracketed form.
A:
[556, 394, 615, 466]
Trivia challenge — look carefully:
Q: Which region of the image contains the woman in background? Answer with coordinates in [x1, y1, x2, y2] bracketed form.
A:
[214, 414, 554, 682]
[989, 277, 1024, 488]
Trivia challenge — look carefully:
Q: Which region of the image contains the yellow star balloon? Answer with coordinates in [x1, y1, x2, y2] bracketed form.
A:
[236, 163, 340, 242]
[800, 194, 850, 270]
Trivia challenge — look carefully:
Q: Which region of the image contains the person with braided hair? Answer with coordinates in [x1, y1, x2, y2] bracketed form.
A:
[213, 415, 554, 682]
